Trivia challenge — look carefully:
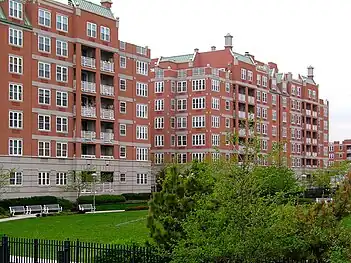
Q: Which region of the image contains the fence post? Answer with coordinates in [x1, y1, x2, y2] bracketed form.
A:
[75, 239, 80, 263]
[64, 240, 70, 263]
[1, 235, 9, 263]
[33, 239, 39, 263]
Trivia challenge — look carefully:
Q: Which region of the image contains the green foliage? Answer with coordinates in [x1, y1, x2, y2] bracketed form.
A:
[65, 170, 96, 199]
[77, 195, 126, 205]
[125, 206, 149, 211]
[0, 196, 73, 211]
[122, 193, 151, 201]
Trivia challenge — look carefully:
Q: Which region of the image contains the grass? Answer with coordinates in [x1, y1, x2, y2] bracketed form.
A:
[0, 210, 149, 245]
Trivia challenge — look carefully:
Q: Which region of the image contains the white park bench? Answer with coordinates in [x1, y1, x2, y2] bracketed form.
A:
[43, 204, 62, 214]
[316, 197, 333, 203]
[26, 205, 43, 214]
[9, 206, 26, 216]
[78, 204, 95, 212]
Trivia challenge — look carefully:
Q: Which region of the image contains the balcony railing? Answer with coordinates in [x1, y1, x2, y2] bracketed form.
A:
[100, 132, 114, 141]
[81, 56, 96, 69]
[238, 111, 246, 119]
[82, 106, 96, 118]
[312, 139, 318, 145]
[347, 149, 351, 153]
[100, 84, 114, 96]
[312, 152, 318, 157]
[306, 124, 311, 130]
[81, 81, 96, 93]
[306, 152, 312, 157]
[101, 155, 114, 159]
[312, 125, 318, 131]
[248, 96, 255, 104]
[238, 94, 246, 102]
[306, 109, 311, 116]
[100, 109, 114, 120]
[81, 131, 96, 140]
[81, 154, 96, 159]
[306, 138, 311, 144]
[238, 129, 246, 137]
[81, 182, 114, 193]
[101, 61, 114, 73]
[312, 111, 318, 117]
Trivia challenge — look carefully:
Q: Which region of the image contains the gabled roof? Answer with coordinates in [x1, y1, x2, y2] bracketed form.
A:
[69, 0, 115, 19]
[160, 54, 194, 63]
[232, 52, 254, 65]
[0, 6, 32, 28]
[301, 76, 316, 85]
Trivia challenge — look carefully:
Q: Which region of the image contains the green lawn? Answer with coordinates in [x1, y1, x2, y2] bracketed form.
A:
[0, 211, 149, 245]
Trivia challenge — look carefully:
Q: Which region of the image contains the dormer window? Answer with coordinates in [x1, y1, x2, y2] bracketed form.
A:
[9, 0, 23, 20]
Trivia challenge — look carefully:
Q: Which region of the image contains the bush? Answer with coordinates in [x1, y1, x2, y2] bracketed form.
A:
[122, 193, 151, 201]
[0, 207, 9, 216]
[0, 196, 73, 211]
[125, 206, 149, 211]
[77, 195, 126, 205]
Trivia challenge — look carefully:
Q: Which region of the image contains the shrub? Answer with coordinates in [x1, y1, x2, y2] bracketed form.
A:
[0, 207, 9, 216]
[125, 206, 149, 211]
[122, 193, 151, 201]
[77, 195, 126, 205]
[0, 196, 73, 211]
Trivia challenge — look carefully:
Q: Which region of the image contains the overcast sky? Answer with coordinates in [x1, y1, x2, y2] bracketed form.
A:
[94, 0, 350, 141]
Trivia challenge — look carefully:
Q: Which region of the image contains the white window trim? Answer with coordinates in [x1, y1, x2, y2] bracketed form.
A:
[56, 14, 68, 32]
[9, 0, 23, 20]
[38, 114, 51, 131]
[38, 8, 51, 28]
[9, 82, 23, 102]
[9, 138, 23, 156]
[56, 91, 68, 108]
[9, 55, 23, 75]
[56, 39, 68, 58]
[38, 35, 51, 53]
[9, 27, 23, 47]
[56, 116, 68, 133]
[38, 88, 51, 105]
[38, 141, 51, 157]
[38, 61, 51, 79]
[56, 142, 68, 158]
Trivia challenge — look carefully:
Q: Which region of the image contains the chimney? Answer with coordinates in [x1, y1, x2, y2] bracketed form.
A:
[194, 48, 199, 53]
[211, 46, 216, 51]
[307, 65, 314, 79]
[224, 33, 233, 50]
[245, 52, 250, 56]
[100, 0, 112, 8]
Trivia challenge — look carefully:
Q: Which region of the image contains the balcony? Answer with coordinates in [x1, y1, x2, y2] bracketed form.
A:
[100, 132, 114, 142]
[312, 139, 318, 145]
[305, 152, 312, 157]
[312, 152, 318, 157]
[305, 109, 311, 116]
[100, 84, 114, 96]
[312, 111, 318, 117]
[248, 113, 255, 119]
[81, 81, 96, 93]
[81, 154, 96, 159]
[81, 131, 96, 140]
[306, 138, 311, 144]
[312, 125, 318, 131]
[248, 96, 255, 105]
[100, 109, 114, 120]
[238, 94, 246, 102]
[82, 106, 96, 118]
[101, 155, 114, 159]
[238, 129, 246, 137]
[81, 56, 96, 69]
[347, 148, 351, 153]
[306, 124, 311, 130]
[101, 61, 114, 73]
[238, 111, 246, 119]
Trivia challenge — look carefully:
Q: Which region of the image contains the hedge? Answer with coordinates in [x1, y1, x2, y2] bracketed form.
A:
[77, 195, 126, 205]
[121, 193, 151, 201]
[0, 196, 73, 211]
[125, 206, 149, 211]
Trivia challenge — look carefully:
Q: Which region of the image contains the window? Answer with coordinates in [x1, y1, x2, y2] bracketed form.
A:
[170, 117, 175, 128]
[154, 99, 164, 111]
[38, 114, 51, 131]
[136, 104, 148, 118]
[211, 79, 220, 92]
[87, 22, 97, 38]
[38, 172, 50, 185]
[38, 9, 51, 27]
[136, 61, 148, 76]
[119, 124, 126, 136]
[225, 83, 230, 93]
[10, 172, 22, 185]
[136, 82, 148, 97]
[256, 123, 261, 133]
[120, 56, 126, 68]
[136, 148, 148, 161]
[9, 83, 23, 101]
[170, 99, 175, 111]
[262, 124, 268, 135]
[56, 142, 67, 158]
[136, 46, 147, 55]
[118, 173, 126, 183]
[177, 99, 187, 111]
[225, 118, 230, 128]
[177, 135, 187, 146]
[155, 82, 164, 93]
[9, 0, 23, 19]
[192, 153, 205, 162]
[9, 55, 23, 74]
[212, 134, 220, 146]
[9, 111, 22, 129]
[177, 153, 187, 164]
[282, 127, 287, 137]
[136, 173, 148, 184]
[211, 97, 220, 110]
[297, 87, 301, 96]
[211, 116, 220, 128]
[262, 92, 267, 103]
[272, 126, 277, 136]
[282, 112, 287, 123]
[256, 106, 261, 118]
[56, 40, 68, 57]
[170, 135, 175, 146]
[9, 138, 22, 156]
[192, 134, 205, 146]
[192, 115, 205, 128]
[154, 153, 164, 164]
[155, 135, 164, 147]
[120, 79, 126, 91]
[120, 41, 126, 50]
[38, 35, 51, 53]
[155, 68, 164, 79]
[177, 81, 187, 93]
[262, 140, 268, 150]
[177, 117, 187, 129]
[171, 81, 176, 93]
[120, 101, 126, 113]
[38, 141, 50, 157]
[100, 26, 110, 41]
[9, 28, 23, 47]
[225, 100, 230, 110]
[192, 97, 205, 109]
[272, 94, 277, 105]
[262, 76, 268, 87]
[38, 88, 50, 105]
[257, 74, 261, 85]
[154, 117, 164, 129]
[272, 110, 277, 121]
[256, 91, 261, 101]
[241, 68, 247, 80]
[248, 71, 253, 81]
[56, 14, 68, 32]
[119, 146, 126, 158]
[56, 116, 68, 133]
[136, 125, 148, 140]
[38, 61, 51, 79]
[56, 91, 68, 107]
[56, 172, 67, 185]
[262, 108, 267, 119]
[56, 65, 68, 82]
[192, 79, 205, 91]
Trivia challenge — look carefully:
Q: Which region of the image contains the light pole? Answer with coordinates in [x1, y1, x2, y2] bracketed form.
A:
[92, 172, 97, 213]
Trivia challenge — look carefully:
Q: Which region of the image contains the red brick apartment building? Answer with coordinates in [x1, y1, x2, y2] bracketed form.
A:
[0, 0, 152, 199]
[150, 34, 330, 175]
[329, 140, 351, 166]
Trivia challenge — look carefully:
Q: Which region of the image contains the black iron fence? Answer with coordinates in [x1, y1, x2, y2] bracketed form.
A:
[0, 235, 167, 263]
